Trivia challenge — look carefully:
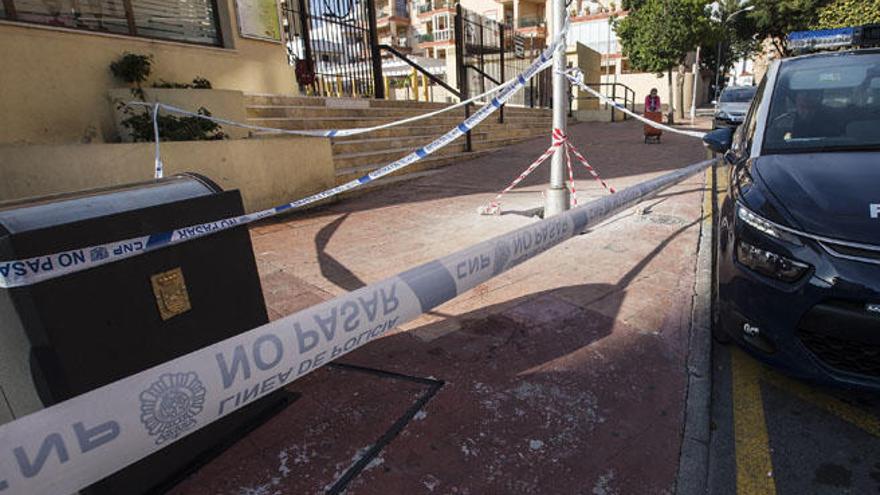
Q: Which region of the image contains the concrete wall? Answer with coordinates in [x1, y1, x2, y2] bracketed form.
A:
[568, 42, 601, 111]
[0, 1, 296, 146]
[0, 137, 335, 213]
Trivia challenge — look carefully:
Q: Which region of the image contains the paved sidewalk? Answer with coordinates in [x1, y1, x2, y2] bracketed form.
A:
[171, 118, 710, 495]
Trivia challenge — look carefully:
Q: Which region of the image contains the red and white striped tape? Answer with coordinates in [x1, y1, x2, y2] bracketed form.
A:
[565, 144, 578, 207]
[565, 139, 616, 194]
[478, 128, 567, 215]
[479, 128, 616, 215]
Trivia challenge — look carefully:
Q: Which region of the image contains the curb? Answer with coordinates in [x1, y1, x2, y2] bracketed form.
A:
[675, 161, 715, 495]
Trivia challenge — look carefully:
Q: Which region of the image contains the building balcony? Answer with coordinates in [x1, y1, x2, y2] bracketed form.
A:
[418, 28, 454, 46]
[377, 9, 411, 26]
[380, 35, 412, 51]
[515, 16, 546, 37]
[416, 0, 454, 17]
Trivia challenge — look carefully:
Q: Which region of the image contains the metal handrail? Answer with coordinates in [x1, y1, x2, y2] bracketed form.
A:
[464, 64, 501, 85]
[571, 82, 637, 121]
[378, 44, 461, 98]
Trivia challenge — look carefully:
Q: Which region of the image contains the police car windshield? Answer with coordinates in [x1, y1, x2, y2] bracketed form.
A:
[763, 52, 880, 154]
[720, 87, 756, 103]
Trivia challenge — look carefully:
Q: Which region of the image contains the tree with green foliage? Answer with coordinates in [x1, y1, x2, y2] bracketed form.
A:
[700, 0, 761, 98]
[814, 0, 880, 28]
[615, 0, 712, 123]
[744, 0, 830, 56]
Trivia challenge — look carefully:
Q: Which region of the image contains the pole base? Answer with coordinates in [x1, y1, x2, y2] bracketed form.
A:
[543, 187, 570, 218]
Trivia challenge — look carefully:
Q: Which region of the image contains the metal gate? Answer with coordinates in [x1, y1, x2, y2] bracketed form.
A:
[282, 0, 383, 98]
[454, 6, 552, 109]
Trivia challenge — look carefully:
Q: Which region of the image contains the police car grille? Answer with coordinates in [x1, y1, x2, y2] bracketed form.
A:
[799, 329, 880, 377]
[820, 240, 880, 265]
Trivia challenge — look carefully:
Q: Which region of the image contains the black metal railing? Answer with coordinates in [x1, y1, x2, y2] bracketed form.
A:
[282, 0, 383, 98]
[379, 44, 460, 97]
[571, 82, 636, 121]
[456, 6, 551, 113]
[379, 44, 471, 152]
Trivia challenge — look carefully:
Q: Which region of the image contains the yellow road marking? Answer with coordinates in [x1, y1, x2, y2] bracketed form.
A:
[762, 368, 880, 438]
[703, 167, 713, 219]
[731, 348, 777, 495]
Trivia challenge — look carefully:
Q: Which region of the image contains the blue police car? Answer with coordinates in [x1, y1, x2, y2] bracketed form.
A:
[703, 27, 880, 389]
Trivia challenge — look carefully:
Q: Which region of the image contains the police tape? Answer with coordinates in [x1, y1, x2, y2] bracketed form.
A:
[477, 128, 565, 215]
[144, 21, 573, 178]
[562, 68, 708, 139]
[565, 140, 616, 194]
[0, 158, 712, 495]
[130, 75, 517, 142]
[151, 102, 164, 179]
[0, 26, 568, 289]
[478, 129, 615, 215]
[565, 144, 578, 206]
[129, 18, 573, 173]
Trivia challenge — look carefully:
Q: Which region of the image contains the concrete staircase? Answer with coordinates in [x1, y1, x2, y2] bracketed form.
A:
[244, 94, 562, 187]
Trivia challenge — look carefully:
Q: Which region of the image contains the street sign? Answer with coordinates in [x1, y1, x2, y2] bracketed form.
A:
[514, 33, 525, 59]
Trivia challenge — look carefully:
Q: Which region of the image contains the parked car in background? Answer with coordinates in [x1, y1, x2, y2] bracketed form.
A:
[703, 48, 880, 390]
[712, 86, 758, 129]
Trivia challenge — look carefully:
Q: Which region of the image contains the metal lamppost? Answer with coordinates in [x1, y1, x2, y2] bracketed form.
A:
[714, 5, 754, 100]
[544, 0, 569, 217]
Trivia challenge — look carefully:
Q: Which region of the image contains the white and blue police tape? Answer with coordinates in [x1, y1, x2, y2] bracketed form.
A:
[0, 24, 569, 290]
[562, 68, 707, 139]
[152, 103, 163, 179]
[128, 73, 517, 140]
[0, 157, 711, 495]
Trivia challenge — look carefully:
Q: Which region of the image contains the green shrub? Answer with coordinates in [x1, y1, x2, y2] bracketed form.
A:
[110, 53, 153, 98]
[151, 77, 214, 89]
[119, 105, 226, 142]
[815, 0, 880, 29]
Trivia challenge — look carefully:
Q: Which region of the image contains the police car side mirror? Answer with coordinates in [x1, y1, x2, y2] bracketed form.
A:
[703, 127, 733, 154]
[711, 100, 717, 105]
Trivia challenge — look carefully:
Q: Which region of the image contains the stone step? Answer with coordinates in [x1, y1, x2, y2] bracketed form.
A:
[472, 133, 547, 152]
[328, 124, 547, 154]
[246, 103, 552, 119]
[333, 139, 472, 169]
[246, 116, 554, 131]
[244, 94, 451, 110]
[246, 105, 427, 119]
[243, 94, 330, 107]
[330, 131, 488, 155]
[334, 148, 495, 185]
[252, 124, 452, 140]
[243, 94, 554, 114]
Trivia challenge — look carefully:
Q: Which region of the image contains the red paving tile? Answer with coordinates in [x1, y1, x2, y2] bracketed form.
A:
[172, 118, 710, 494]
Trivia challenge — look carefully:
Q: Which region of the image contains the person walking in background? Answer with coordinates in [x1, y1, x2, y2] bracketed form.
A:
[644, 88, 661, 113]
[643, 88, 663, 143]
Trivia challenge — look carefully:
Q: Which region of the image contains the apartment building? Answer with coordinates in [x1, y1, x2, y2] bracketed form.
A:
[407, 0, 549, 60]
[377, 0, 414, 54]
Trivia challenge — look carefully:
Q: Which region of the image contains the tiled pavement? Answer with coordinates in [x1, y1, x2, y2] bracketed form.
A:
[170, 118, 711, 495]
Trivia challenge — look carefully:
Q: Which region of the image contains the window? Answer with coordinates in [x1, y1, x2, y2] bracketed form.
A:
[731, 76, 766, 157]
[0, 0, 223, 46]
[719, 87, 757, 103]
[763, 53, 880, 155]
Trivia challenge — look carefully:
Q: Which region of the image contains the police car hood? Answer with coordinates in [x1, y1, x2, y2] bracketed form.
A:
[752, 152, 880, 245]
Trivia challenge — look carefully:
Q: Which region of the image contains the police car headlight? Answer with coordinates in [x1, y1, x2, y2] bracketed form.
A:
[736, 241, 810, 282]
[717, 111, 730, 120]
[737, 204, 780, 237]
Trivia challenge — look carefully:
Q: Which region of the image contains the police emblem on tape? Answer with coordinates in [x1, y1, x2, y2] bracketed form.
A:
[139, 372, 206, 444]
[89, 246, 109, 262]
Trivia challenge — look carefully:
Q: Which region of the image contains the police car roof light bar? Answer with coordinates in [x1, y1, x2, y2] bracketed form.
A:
[787, 24, 880, 53]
